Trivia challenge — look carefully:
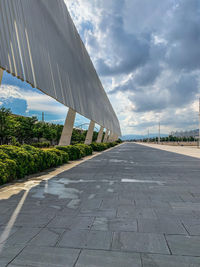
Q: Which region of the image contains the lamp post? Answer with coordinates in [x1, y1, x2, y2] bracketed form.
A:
[158, 122, 160, 144]
[198, 98, 200, 148]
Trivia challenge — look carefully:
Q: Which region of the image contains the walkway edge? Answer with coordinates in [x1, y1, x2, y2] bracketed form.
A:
[137, 142, 200, 159]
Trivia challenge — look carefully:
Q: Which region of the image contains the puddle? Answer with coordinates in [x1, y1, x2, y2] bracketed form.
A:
[107, 188, 114, 193]
[57, 178, 116, 184]
[31, 184, 81, 199]
[88, 194, 95, 199]
[121, 179, 165, 185]
[67, 199, 81, 209]
[109, 159, 128, 163]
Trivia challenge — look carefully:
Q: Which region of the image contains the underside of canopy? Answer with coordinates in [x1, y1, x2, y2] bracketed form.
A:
[0, 0, 121, 136]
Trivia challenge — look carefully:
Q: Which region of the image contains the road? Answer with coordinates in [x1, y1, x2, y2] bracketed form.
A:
[1, 143, 200, 266]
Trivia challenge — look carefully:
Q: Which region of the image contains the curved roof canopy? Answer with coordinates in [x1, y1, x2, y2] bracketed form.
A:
[0, 0, 121, 136]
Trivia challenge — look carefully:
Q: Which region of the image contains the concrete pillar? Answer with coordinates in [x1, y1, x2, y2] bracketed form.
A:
[59, 108, 76, 146]
[108, 132, 114, 142]
[85, 120, 95, 145]
[0, 69, 3, 86]
[113, 134, 118, 141]
[103, 129, 109, 143]
[96, 126, 104, 143]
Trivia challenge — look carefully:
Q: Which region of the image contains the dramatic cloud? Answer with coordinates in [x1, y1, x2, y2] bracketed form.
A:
[65, 0, 200, 135]
[0, 85, 67, 115]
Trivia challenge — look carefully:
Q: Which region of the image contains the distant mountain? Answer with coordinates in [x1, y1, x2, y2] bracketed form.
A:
[121, 133, 168, 140]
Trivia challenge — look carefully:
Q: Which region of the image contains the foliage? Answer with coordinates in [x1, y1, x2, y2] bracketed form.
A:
[0, 145, 69, 185]
[90, 142, 108, 151]
[90, 141, 118, 151]
[56, 144, 92, 160]
[0, 107, 15, 145]
[141, 135, 196, 143]
[0, 107, 100, 145]
[31, 142, 50, 148]
[74, 144, 93, 157]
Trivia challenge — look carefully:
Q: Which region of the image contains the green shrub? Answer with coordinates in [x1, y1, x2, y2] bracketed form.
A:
[56, 144, 92, 160]
[0, 159, 17, 184]
[0, 145, 34, 178]
[46, 148, 69, 165]
[56, 145, 81, 160]
[0, 150, 10, 161]
[90, 143, 108, 151]
[0, 161, 8, 184]
[31, 142, 50, 148]
[22, 145, 46, 172]
[90, 141, 118, 151]
[74, 144, 92, 157]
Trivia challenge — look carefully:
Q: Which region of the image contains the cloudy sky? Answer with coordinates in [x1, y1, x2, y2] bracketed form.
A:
[1, 0, 200, 135]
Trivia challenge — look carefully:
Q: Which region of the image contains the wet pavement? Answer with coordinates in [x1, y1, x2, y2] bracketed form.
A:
[1, 143, 200, 266]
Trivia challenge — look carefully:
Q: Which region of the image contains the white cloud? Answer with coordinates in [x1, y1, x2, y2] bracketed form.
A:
[65, 0, 200, 135]
[0, 84, 67, 115]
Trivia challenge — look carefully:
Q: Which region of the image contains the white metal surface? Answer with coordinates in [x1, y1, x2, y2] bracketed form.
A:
[0, 69, 3, 85]
[0, 0, 121, 136]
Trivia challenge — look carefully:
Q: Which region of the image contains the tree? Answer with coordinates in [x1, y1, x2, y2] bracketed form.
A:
[14, 116, 38, 144]
[0, 107, 15, 145]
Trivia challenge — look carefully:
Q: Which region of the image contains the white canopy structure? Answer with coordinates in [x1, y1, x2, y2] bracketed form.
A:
[0, 0, 121, 140]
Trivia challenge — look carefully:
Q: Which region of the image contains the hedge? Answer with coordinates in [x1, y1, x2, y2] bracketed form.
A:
[56, 144, 92, 160]
[31, 142, 50, 148]
[0, 145, 69, 185]
[90, 141, 119, 151]
[0, 141, 120, 185]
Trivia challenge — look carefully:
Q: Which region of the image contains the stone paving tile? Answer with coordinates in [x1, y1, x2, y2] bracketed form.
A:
[58, 229, 112, 250]
[170, 202, 200, 212]
[138, 218, 187, 235]
[80, 199, 102, 210]
[79, 209, 117, 218]
[47, 215, 77, 228]
[112, 231, 170, 254]
[29, 228, 65, 247]
[92, 217, 137, 232]
[117, 205, 157, 219]
[3, 227, 41, 246]
[141, 253, 200, 267]
[48, 216, 94, 230]
[11, 213, 54, 227]
[9, 246, 80, 267]
[0, 226, 19, 244]
[181, 219, 200, 235]
[0, 245, 24, 266]
[135, 199, 170, 208]
[154, 207, 196, 220]
[166, 234, 200, 256]
[75, 249, 142, 267]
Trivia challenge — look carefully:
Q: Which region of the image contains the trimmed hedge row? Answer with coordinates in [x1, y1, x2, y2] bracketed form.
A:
[31, 142, 50, 148]
[90, 141, 119, 151]
[0, 145, 69, 185]
[0, 141, 120, 185]
[56, 144, 92, 160]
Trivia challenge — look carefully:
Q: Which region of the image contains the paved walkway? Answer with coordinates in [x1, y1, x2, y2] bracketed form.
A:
[1, 143, 200, 266]
[139, 142, 200, 159]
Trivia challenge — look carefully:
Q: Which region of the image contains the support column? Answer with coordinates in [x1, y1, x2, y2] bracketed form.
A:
[59, 108, 76, 146]
[0, 69, 3, 86]
[113, 134, 118, 141]
[85, 120, 95, 145]
[108, 131, 114, 142]
[103, 129, 109, 143]
[96, 126, 104, 143]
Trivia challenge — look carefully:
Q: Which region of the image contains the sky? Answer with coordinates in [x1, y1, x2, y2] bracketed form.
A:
[1, 0, 200, 136]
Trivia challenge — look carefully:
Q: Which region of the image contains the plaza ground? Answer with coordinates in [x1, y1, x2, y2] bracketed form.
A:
[0, 143, 200, 266]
